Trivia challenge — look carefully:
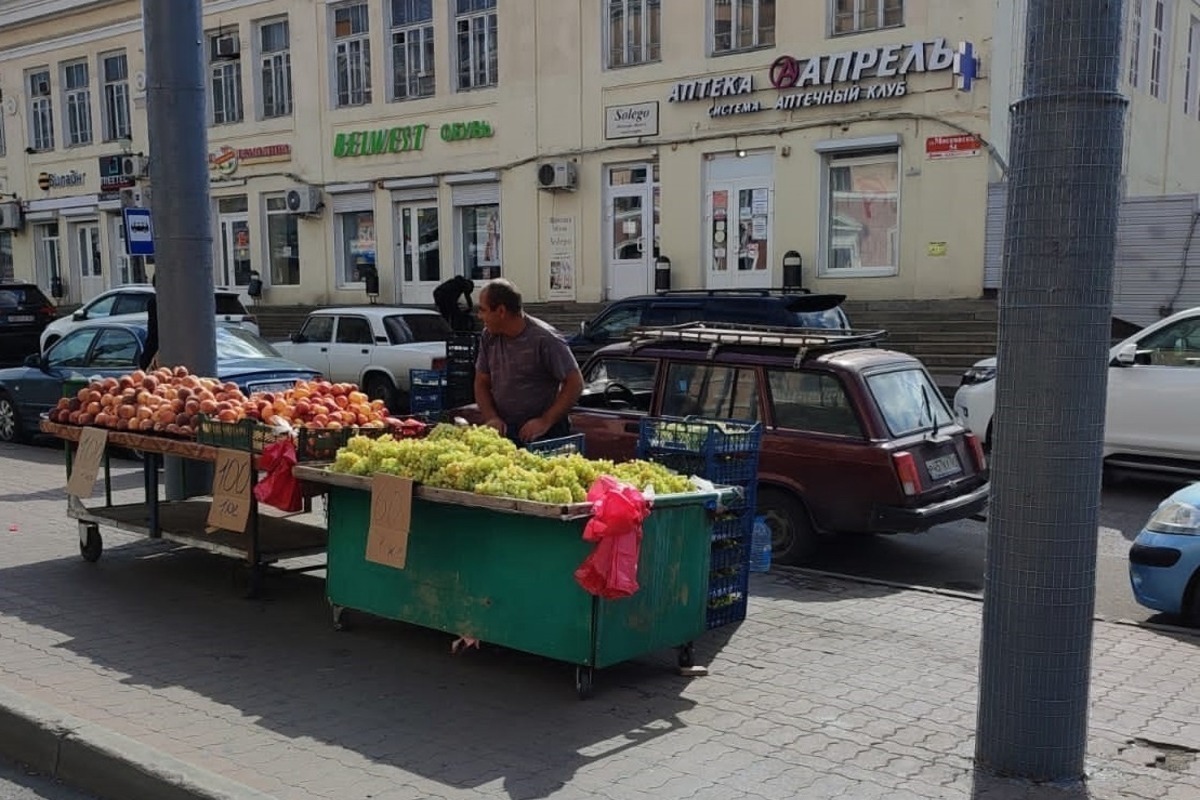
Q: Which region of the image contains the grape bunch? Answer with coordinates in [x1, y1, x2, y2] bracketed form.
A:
[330, 423, 698, 502]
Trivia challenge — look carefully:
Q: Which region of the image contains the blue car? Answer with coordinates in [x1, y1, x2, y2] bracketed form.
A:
[1129, 481, 1200, 624]
[0, 321, 320, 443]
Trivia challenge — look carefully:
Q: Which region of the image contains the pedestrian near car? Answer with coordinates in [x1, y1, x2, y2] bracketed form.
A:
[433, 275, 476, 332]
[474, 279, 583, 444]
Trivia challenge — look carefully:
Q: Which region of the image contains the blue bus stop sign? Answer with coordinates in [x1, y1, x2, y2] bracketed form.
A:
[122, 207, 155, 257]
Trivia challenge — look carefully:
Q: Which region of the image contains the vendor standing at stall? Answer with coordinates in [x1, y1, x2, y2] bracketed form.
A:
[474, 279, 583, 444]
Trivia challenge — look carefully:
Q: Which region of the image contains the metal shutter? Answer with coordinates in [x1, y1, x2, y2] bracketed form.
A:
[983, 182, 1007, 290]
[1113, 195, 1200, 327]
[390, 187, 437, 203]
[451, 183, 500, 206]
[330, 192, 374, 214]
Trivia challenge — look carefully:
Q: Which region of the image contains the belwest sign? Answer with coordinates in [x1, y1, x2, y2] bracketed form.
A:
[667, 38, 980, 117]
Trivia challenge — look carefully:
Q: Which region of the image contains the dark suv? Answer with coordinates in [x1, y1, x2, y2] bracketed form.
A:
[0, 283, 56, 366]
[568, 323, 990, 565]
[567, 290, 849, 362]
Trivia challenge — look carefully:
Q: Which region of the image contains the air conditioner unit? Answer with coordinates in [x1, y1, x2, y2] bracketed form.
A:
[120, 155, 149, 179]
[538, 160, 578, 191]
[0, 202, 22, 231]
[285, 185, 323, 216]
[215, 33, 240, 58]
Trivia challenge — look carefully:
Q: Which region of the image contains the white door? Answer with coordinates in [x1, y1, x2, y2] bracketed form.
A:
[604, 163, 659, 300]
[109, 215, 135, 286]
[395, 204, 441, 305]
[704, 153, 773, 290]
[75, 222, 105, 302]
[218, 213, 252, 288]
[1105, 315, 1200, 460]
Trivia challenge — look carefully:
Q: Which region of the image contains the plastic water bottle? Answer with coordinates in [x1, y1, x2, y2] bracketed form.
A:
[749, 516, 771, 573]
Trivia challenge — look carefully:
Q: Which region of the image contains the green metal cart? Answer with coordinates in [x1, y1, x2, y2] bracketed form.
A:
[295, 466, 733, 698]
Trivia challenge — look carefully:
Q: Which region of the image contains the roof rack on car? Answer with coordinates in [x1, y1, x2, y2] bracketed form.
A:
[651, 287, 812, 297]
[627, 321, 887, 366]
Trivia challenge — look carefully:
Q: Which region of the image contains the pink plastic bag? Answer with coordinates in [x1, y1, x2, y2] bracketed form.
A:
[574, 476, 651, 599]
[253, 439, 303, 513]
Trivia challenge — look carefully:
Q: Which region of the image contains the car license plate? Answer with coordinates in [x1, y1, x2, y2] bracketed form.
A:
[249, 381, 299, 394]
[6, 314, 34, 323]
[926, 453, 963, 480]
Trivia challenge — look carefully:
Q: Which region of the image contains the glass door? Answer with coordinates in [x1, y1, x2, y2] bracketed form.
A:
[395, 204, 441, 305]
[75, 222, 105, 301]
[219, 214, 252, 287]
[706, 181, 772, 289]
[110, 215, 133, 286]
[604, 163, 659, 300]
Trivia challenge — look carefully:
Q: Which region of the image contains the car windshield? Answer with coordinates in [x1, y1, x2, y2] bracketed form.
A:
[866, 368, 955, 437]
[216, 326, 281, 360]
[215, 294, 248, 315]
[401, 314, 452, 342]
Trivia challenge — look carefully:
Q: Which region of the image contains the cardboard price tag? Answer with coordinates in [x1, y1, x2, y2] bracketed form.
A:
[365, 474, 413, 570]
[66, 427, 108, 499]
[207, 449, 254, 533]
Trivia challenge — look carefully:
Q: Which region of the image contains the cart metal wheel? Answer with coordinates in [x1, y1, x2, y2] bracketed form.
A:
[574, 665, 594, 700]
[78, 523, 102, 563]
[331, 604, 349, 631]
[677, 642, 695, 669]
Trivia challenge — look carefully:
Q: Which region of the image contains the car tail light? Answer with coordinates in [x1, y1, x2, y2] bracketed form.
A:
[966, 433, 987, 472]
[39, 305, 57, 318]
[892, 451, 923, 497]
[431, 357, 447, 371]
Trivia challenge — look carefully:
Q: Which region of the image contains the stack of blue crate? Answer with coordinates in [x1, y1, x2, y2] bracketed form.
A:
[636, 417, 763, 629]
[408, 369, 446, 414]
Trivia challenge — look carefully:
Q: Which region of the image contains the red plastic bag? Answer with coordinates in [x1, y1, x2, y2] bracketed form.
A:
[574, 476, 652, 599]
[253, 439, 303, 512]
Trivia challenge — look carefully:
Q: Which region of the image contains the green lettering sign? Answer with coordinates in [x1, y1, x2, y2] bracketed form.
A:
[440, 120, 495, 142]
[332, 123, 433, 157]
[333, 133, 349, 158]
[366, 129, 388, 155]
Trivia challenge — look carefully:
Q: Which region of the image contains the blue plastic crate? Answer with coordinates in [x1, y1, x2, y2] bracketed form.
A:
[410, 368, 447, 388]
[409, 389, 444, 414]
[707, 595, 748, 629]
[710, 536, 749, 571]
[526, 433, 586, 458]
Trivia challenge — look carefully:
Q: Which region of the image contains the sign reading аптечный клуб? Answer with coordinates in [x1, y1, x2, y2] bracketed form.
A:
[667, 38, 980, 118]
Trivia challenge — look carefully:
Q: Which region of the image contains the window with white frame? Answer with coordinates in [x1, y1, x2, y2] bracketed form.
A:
[337, 209, 376, 285]
[456, 0, 498, 90]
[831, 0, 902, 35]
[258, 19, 292, 118]
[1129, 0, 1145, 88]
[460, 203, 501, 280]
[822, 151, 900, 276]
[712, 0, 775, 54]
[62, 61, 92, 146]
[390, 0, 435, 100]
[1149, 0, 1170, 100]
[333, 2, 372, 107]
[1187, 18, 1199, 116]
[264, 195, 300, 285]
[607, 0, 661, 68]
[209, 31, 244, 124]
[100, 52, 131, 141]
[28, 69, 54, 152]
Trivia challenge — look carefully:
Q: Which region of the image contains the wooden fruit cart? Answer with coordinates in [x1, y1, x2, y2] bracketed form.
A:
[40, 420, 327, 596]
[294, 464, 735, 698]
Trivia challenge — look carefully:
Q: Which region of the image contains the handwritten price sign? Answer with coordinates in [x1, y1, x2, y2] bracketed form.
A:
[365, 474, 413, 570]
[66, 427, 108, 498]
[207, 449, 254, 532]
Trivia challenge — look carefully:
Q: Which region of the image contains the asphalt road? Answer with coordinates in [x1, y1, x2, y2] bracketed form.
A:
[800, 471, 1190, 625]
[0, 761, 95, 800]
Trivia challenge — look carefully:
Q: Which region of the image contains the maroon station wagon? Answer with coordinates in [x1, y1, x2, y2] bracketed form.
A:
[568, 323, 991, 564]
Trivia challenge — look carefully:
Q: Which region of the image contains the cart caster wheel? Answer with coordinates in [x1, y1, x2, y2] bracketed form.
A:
[677, 643, 695, 669]
[575, 666, 594, 700]
[331, 605, 349, 632]
[79, 524, 102, 563]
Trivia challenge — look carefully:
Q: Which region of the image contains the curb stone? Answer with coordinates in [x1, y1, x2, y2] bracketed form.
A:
[0, 686, 277, 800]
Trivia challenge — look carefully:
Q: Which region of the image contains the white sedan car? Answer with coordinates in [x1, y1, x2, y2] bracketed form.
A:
[954, 306, 1200, 476]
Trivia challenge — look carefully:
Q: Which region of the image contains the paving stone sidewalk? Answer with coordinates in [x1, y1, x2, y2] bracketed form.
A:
[0, 441, 1198, 800]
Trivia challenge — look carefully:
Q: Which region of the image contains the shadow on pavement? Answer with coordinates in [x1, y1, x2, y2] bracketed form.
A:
[0, 541, 703, 800]
[749, 564, 903, 604]
[971, 769, 1094, 799]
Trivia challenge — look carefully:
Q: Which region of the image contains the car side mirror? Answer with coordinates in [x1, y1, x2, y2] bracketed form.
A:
[1113, 342, 1137, 366]
[290, 331, 304, 344]
[23, 353, 41, 369]
[71, 310, 86, 322]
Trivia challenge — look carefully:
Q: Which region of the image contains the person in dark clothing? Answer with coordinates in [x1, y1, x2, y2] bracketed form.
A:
[433, 275, 476, 331]
[138, 279, 158, 370]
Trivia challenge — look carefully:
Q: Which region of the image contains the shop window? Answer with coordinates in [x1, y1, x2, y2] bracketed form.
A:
[607, 0, 661, 68]
[391, 0, 436, 100]
[831, 0, 903, 36]
[0, 232, 11, 282]
[265, 195, 300, 285]
[459, 203, 501, 280]
[333, 2, 372, 107]
[1148, 0, 1170, 100]
[711, 0, 775, 55]
[208, 30, 244, 125]
[456, 0, 498, 90]
[258, 18, 293, 118]
[821, 150, 900, 277]
[62, 60, 92, 146]
[768, 370, 862, 437]
[662, 362, 759, 422]
[100, 52, 131, 142]
[35, 223, 62, 299]
[28, 68, 55, 152]
[337, 209, 376, 286]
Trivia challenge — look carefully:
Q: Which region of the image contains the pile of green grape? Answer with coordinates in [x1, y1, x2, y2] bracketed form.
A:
[330, 423, 696, 502]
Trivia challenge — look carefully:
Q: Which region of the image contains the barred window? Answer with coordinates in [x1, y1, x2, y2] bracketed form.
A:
[607, 0, 661, 68]
[391, 0, 435, 100]
[100, 52, 131, 141]
[28, 69, 55, 152]
[259, 19, 292, 118]
[62, 61, 92, 146]
[333, 2, 372, 107]
[456, 0, 498, 90]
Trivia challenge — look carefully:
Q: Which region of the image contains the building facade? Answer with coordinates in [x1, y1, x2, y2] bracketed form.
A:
[0, 0, 1193, 310]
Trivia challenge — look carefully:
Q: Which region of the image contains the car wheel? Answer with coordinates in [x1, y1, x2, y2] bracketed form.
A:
[758, 487, 820, 566]
[0, 394, 25, 443]
[1183, 572, 1200, 627]
[363, 375, 398, 413]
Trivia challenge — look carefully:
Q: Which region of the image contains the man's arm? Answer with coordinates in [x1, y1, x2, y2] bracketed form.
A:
[518, 368, 583, 443]
[473, 370, 505, 434]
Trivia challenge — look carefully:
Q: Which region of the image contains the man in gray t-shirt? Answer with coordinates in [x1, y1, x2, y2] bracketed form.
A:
[474, 279, 584, 443]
